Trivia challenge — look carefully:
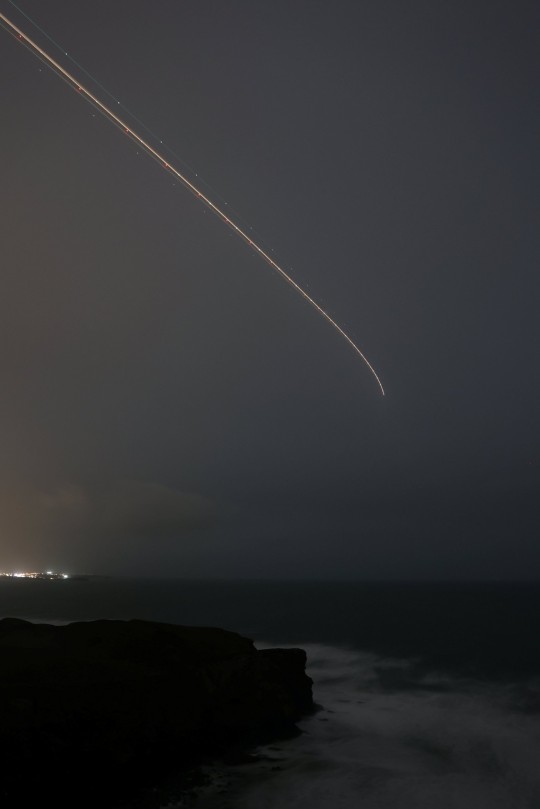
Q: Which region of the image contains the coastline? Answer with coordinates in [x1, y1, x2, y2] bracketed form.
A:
[0, 617, 313, 808]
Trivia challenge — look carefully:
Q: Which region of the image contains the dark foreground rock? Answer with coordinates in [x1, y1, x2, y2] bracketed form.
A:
[0, 617, 313, 806]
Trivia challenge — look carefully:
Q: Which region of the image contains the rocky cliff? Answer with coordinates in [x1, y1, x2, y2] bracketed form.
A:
[0, 617, 313, 806]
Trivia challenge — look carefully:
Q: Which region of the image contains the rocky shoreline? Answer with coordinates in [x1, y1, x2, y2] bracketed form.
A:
[0, 617, 313, 807]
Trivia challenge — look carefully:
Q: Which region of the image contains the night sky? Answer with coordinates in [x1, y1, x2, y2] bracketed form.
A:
[1, 0, 539, 578]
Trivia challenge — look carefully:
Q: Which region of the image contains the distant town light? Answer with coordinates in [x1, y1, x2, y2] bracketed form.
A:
[0, 570, 70, 580]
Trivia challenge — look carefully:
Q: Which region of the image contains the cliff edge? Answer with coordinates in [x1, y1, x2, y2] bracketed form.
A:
[0, 617, 313, 805]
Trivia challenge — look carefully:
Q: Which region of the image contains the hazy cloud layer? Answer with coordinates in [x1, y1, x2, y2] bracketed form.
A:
[0, 480, 218, 573]
[1, 0, 539, 576]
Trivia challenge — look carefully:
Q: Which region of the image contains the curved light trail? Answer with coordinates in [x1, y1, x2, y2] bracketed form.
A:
[0, 11, 385, 395]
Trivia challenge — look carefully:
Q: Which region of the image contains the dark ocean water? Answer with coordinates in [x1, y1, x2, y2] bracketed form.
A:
[2, 578, 540, 807]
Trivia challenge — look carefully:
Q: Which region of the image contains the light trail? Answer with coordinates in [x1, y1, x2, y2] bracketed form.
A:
[5, 0, 256, 233]
[0, 11, 385, 395]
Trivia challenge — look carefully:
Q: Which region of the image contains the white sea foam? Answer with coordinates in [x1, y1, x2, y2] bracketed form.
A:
[219, 643, 540, 809]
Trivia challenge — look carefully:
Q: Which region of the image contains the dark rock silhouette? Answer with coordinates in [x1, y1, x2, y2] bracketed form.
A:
[0, 617, 313, 806]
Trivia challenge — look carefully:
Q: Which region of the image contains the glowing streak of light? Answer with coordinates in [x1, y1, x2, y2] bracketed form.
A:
[6, 0, 255, 235]
[0, 12, 385, 395]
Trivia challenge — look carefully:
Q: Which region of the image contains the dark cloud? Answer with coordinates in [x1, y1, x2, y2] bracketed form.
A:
[1, 0, 539, 577]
